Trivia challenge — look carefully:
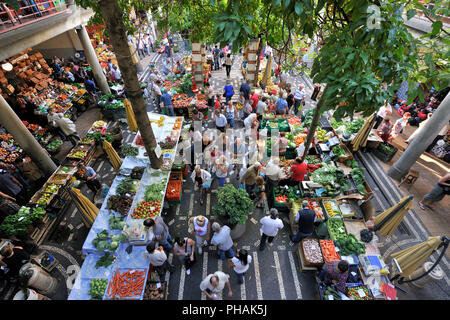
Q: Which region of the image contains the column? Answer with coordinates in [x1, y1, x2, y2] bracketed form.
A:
[192, 42, 203, 88]
[0, 95, 57, 176]
[75, 25, 111, 94]
[388, 92, 450, 180]
[247, 39, 259, 86]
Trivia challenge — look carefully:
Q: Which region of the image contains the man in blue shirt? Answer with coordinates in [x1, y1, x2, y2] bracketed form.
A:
[223, 80, 234, 104]
[214, 109, 227, 132]
[213, 45, 221, 70]
[77, 163, 102, 198]
[239, 81, 251, 102]
[84, 78, 98, 95]
[160, 88, 175, 116]
[275, 94, 288, 115]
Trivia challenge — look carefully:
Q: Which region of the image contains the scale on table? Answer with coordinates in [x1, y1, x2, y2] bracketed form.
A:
[318, 143, 330, 152]
[359, 254, 388, 276]
[327, 136, 340, 147]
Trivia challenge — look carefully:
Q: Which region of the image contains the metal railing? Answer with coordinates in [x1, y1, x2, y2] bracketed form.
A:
[0, 0, 69, 34]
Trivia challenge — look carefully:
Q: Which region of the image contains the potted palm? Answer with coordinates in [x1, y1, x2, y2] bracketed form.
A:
[213, 184, 254, 240]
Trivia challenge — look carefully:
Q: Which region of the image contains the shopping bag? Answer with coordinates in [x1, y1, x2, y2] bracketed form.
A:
[238, 184, 245, 189]
[202, 178, 212, 189]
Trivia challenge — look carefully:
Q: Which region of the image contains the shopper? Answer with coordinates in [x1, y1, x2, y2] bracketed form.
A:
[250, 89, 259, 111]
[230, 248, 252, 284]
[173, 237, 196, 275]
[191, 165, 211, 205]
[244, 112, 258, 133]
[188, 215, 210, 255]
[163, 59, 170, 76]
[240, 162, 261, 197]
[160, 88, 175, 116]
[256, 96, 268, 115]
[373, 101, 393, 129]
[291, 200, 316, 243]
[214, 155, 229, 188]
[214, 93, 223, 111]
[275, 93, 288, 115]
[224, 101, 237, 128]
[0, 191, 20, 222]
[293, 84, 306, 115]
[378, 118, 392, 143]
[210, 222, 234, 260]
[230, 137, 247, 178]
[223, 80, 234, 105]
[76, 162, 102, 197]
[144, 216, 173, 251]
[213, 45, 221, 70]
[112, 65, 121, 83]
[254, 176, 266, 208]
[200, 271, 232, 300]
[153, 79, 162, 111]
[264, 157, 281, 208]
[290, 157, 308, 185]
[259, 208, 284, 251]
[311, 83, 321, 101]
[319, 260, 350, 294]
[214, 109, 227, 133]
[0, 244, 30, 279]
[0, 169, 25, 204]
[224, 53, 233, 78]
[239, 80, 251, 102]
[145, 241, 175, 281]
[418, 171, 450, 210]
[391, 112, 411, 139]
[206, 82, 215, 109]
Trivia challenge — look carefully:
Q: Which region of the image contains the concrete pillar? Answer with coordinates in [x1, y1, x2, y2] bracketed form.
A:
[388, 92, 450, 180]
[0, 95, 57, 176]
[75, 25, 111, 94]
[192, 42, 203, 88]
[247, 39, 259, 86]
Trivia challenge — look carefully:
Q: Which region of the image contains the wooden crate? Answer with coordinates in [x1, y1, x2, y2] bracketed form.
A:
[31, 251, 58, 273]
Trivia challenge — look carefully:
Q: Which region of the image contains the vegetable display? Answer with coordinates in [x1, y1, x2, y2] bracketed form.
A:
[347, 285, 373, 300]
[0, 206, 45, 237]
[36, 193, 52, 206]
[69, 151, 87, 159]
[130, 167, 145, 180]
[95, 252, 116, 269]
[44, 183, 60, 193]
[350, 168, 367, 195]
[107, 194, 133, 216]
[333, 145, 347, 159]
[131, 200, 161, 219]
[109, 215, 126, 230]
[335, 234, 366, 256]
[89, 278, 108, 300]
[144, 180, 167, 202]
[120, 146, 139, 157]
[322, 200, 341, 218]
[91, 230, 124, 253]
[323, 285, 341, 300]
[46, 139, 63, 151]
[116, 178, 140, 196]
[311, 164, 345, 186]
[144, 282, 166, 300]
[302, 239, 324, 265]
[327, 218, 347, 241]
[320, 240, 341, 263]
[107, 268, 147, 299]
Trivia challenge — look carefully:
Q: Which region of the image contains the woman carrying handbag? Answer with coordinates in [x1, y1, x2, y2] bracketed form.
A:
[174, 237, 196, 275]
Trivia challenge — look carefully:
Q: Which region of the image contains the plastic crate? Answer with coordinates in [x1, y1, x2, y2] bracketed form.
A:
[169, 171, 183, 181]
[273, 189, 288, 208]
[166, 180, 182, 201]
[372, 143, 398, 163]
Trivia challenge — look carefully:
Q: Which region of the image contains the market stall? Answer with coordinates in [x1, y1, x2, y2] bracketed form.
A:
[68, 113, 183, 300]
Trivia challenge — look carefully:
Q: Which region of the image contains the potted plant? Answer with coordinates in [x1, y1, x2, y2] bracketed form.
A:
[213, 184, 254, 240]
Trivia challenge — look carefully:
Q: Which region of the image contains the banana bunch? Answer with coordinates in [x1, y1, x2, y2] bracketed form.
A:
[323, 201, 335, 217]
[316, 129, 329, 142]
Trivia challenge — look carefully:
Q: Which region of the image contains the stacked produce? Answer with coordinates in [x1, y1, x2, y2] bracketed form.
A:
[36, 193, 52, 206]
[350, 168, 368, 196]
[316, 129, 330, 142]
[109, 215, 126, 230]
[308, 200, 324, 219]
[44, 183, 60, 193]
[347, 285, 373, 300]
[116, 178, 140, 196]
[144, 180, 167, 202]
[131, 200, 161, 219]
[335, 234, 366, 256]
[89, 278, 108, 300]
[302, 239, 324, 265]
[91, 230, 124, 253]
[107, 194, 134, 216]
[320, 240, 341, 263]
[327, 218, 347, 240]
[106, 268, 147, 299]
[0, 206, 46, 237]
[322, 200, 342, 218]
[322, 285, 342, 300]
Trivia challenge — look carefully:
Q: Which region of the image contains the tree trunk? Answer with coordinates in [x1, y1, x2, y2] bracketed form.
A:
[301, 86, 328, 161]
[98, 0, 161, 169]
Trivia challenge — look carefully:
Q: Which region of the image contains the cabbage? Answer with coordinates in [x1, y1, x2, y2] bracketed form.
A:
[110, 241, 119, 250]
[111, 234, 121, 242]
[96, 241, 110, 253]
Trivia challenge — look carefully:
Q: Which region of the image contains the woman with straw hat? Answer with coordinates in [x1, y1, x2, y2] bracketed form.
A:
[188, 215, 211, 255]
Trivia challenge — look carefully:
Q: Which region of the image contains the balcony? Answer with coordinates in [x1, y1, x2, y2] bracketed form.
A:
[0, 0, 69, 34]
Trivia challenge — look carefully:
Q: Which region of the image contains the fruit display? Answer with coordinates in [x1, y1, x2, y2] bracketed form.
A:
[69, 150, 87, 159]
[172, 93, 191, 108]
[320, 240, 341, 263]
[322, 199, 342, 218]
[93, 121, 106, 128]
[89, 278, 108, 300]
[44, 183, 60, 193]
[0, 133, 12, 142]
[107, 194, 134, 216]
[135, 134, 145, 146]
[347, 285, 373, 300]
[48, 174, 70, 184]
[149, 116, 165, 127]
[308, 200, 324, 219]
[36, 193, 52, 206]
[131, 200, 161, 219]
[80, 137, 95, 144]
[316, 129, 330, 142]
[144, 282, 166, 300]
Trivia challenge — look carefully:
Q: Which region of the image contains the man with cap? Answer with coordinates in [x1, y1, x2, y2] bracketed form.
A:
[210, 222, 234, 260]
[259, 208, 284, 251]
[188, 215, 211, 255]
[291, 200, 316, 243]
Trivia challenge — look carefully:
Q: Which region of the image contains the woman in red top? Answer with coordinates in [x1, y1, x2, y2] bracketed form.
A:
[214, 93, 222, 111]
[250, 90, 259, 110]
[290, 158, 307, 186]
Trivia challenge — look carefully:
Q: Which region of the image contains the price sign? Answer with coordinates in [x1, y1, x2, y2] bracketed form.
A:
[328, 295, 334, 300]
[357, 289, 366, 297]
[311, 245, 317, 250]
[156, 282, 161, 289]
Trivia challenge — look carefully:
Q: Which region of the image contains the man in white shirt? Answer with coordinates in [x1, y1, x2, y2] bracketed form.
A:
[200, 271, 232, 299]
[264, 157, 282, 208]
[214, 109, 227, 133]
[256, 96, 268, 114]
[210, 222, 234, 260]
[112, 65, 121, 82]
[259, 208, 284, 251]
[373, 101, 392, 129]
[144, 241, 175, 281]
[244, 112, 258, 132]
[293, 84, 306, 115]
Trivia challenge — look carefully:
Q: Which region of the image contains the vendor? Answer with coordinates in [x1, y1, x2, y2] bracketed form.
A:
[240, 162, 262, 197]
[53, 113, 80, 148]
[0, 243, 30, 279]
[319, 260, 350, 294]
[289, 158, 307, 186]
[0, 169, 25, 205]
[76, 163, 102, 199]
[15, 156, 45, 190]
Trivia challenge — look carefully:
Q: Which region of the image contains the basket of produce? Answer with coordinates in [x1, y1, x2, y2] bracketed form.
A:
[327, 218, 347, 241]
[35, 192, 56, 207]
[277, 118, 290, 132]
[131, 200, 161, 219]
[273, 185, 289, 208]
[322, 199, 342, 219]
[46, 139, 63, 154]
[316, 128, 331, 143]
[105, 268, 148, 300]
[32, 251, 57, 273]
[301, 238, 324, 267]
[321, 284, 342, 300]
[48, 173, 71, 185]
[144, 281, 167, 300]
[347, 285, 373, 300]
[43, 183, 61, 194]
[332, 144, 353, 163]
[89, 278, 108, 300]
[165, 180, 182, 202]
[372, 143, 397, 163]
[319, 240, 341, 263]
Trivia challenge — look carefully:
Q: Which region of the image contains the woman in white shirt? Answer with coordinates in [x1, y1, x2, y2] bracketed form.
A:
[191, 165, 211, 205]
[214, 155, 229, 188]
[231, 248, 252, 284]
[374, 101, 392, 129]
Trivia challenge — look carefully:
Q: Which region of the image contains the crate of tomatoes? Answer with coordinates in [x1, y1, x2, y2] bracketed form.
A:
[165, 180, 182, 202]
[131, 200, 161, 219]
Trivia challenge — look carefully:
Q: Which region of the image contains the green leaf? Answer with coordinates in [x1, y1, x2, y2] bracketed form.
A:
[273, 0, 281, 6]
[406, 9, 417, 20]
[431, 21, 443, 36]
[360, 52, 369, 65]
[294, 2, 303, 15]
[283, 0, 291, 10]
